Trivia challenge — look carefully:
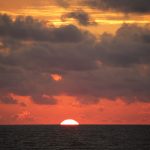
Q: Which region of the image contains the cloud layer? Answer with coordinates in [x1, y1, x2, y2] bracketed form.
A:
[55, 0, 150, 13]
[83, 0, 150, 13]
[0, 14, 91, 43]
[0, 14, 150, 105]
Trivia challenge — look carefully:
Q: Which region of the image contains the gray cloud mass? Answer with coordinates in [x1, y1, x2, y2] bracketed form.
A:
[0, 14, 89, 43]
[0, 14, 150, 104]
[83, 0, 150, 13]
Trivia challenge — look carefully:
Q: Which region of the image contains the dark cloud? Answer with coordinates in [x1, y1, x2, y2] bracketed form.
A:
[0, 95, 18, 104]
[32, 95, 57, 105]
[62, 10, 96, 26]
[96, 24, 150, 66]
[83, 0, 150, 13]
[0, 14, 89, 43]
[0, 14, 150, 104]
[19, 102, 27, 107]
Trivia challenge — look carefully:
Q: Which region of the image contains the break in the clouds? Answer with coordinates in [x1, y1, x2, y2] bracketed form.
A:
[0, 14, 150, 105]
[83, 0, 150, 13]
[62, 10, 96, 26]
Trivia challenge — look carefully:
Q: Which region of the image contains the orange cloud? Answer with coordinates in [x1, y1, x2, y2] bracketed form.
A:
[51, 74, 62, 81]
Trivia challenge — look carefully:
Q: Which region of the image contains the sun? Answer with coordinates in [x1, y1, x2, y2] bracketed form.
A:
[60, 119, 79, 125]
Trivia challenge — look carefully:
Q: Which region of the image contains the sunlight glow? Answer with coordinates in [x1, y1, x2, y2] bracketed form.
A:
[51, 74, 62, 82]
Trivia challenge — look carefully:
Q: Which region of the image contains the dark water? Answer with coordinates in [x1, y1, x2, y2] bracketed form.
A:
[0, 125, 150, 150]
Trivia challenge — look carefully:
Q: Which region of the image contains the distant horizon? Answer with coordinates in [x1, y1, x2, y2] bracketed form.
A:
[0, 123, 150, 126]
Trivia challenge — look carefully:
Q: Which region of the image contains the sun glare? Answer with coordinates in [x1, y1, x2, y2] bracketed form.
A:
[60, 119, 79, 125]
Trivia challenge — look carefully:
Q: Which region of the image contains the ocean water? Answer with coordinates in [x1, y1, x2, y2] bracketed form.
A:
[0, 125, 149, 150]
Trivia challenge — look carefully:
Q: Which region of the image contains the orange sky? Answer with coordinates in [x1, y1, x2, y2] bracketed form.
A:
[0, 0, 149, 34]
[0, 94, 150, 124]
[0, 0, 150, 124]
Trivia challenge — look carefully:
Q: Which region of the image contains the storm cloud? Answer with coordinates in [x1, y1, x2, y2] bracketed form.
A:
[0, 14, 89, 43]
[83, 0, 150, 13]
[96, 24, 150, 66]
[0, 14, 150, 104]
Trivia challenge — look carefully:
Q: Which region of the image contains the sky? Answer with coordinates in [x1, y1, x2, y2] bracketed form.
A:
[0, 0, 150, 125]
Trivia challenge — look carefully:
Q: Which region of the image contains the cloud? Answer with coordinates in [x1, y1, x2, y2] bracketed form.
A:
[83, 0, 150, 13]
[0, 14, 89, 43]
[0, 14, 150, 104]
[0, 0, 149, 14]
[32, 95, 57, 105]
[62, 10, 96, 26]
[0, 95, 18, 104]
[96, 24, 150, 66]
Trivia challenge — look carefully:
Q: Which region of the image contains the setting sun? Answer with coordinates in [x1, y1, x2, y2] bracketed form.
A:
[60, 119, 79, 125]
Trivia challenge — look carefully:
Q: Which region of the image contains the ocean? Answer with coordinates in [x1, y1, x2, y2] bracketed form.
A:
[0, 125, 149, 150]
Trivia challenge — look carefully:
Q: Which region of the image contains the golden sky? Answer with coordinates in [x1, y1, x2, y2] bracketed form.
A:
[0, 0, 149, 34]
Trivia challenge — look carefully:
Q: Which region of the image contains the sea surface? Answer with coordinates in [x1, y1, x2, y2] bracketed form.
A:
[0, 125, 149, 150]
